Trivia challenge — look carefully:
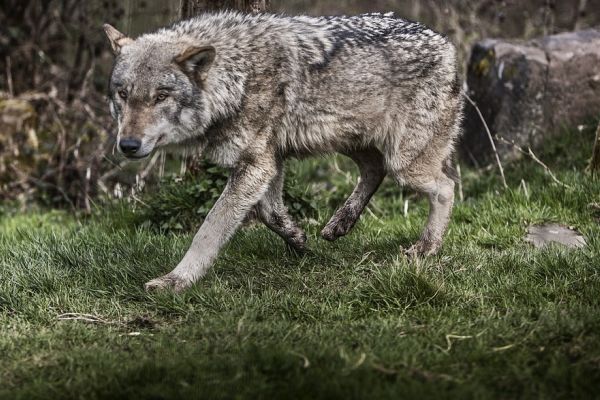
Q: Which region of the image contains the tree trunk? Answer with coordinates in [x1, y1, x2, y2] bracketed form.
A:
[180, 0, 269, 18]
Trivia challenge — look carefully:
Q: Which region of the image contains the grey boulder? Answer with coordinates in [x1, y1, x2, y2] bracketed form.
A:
[461, 29, 600, 164]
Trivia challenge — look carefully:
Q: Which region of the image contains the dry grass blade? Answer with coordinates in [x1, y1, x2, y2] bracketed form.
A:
[444, 334, 473, 353]
[456, 162, 464, 201]
[57, 313, 114, 325]
[497, 136, 573, 189]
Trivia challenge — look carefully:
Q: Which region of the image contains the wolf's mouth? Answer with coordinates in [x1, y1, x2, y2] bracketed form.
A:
[123, 135, 166, 160]
[156, 134, 166, 146]
[124, 153, 150, 160]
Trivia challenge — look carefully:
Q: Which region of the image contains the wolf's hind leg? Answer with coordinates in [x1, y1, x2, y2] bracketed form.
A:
[257, 165, 307, 252]
[321, 148, 385, 241]
[391, 162, 455, 257]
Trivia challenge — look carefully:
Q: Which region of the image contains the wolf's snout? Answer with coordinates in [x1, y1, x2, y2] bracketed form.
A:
[119, 138, 142, 155]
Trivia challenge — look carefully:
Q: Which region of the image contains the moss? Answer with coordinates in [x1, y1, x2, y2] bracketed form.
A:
[502, 64, 520, 80]
[473, 49, 495, 77]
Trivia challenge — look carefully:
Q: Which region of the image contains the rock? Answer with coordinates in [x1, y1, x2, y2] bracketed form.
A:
[461, 29, 600, 164]
[525, 223, 586, 249]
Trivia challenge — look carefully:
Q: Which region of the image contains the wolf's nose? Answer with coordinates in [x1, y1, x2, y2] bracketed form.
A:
[119, 138, 141, 155]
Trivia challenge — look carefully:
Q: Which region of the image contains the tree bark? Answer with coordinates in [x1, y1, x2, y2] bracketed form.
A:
[180, 0, 269, 18]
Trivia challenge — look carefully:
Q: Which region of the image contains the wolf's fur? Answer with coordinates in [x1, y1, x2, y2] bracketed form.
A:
[104, 11, 463, 292]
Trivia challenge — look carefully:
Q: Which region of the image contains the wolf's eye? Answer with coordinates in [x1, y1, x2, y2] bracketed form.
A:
[156, 93, 168, 103]
[118, 90, 128, 100]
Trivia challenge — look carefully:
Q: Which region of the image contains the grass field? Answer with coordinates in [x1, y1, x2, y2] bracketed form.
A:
[1, 127, 599, 399]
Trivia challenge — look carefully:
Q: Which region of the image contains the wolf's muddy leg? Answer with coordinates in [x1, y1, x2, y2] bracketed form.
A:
[321, 148, 385, 241]
[145, 154, 277, 292]
[256, 165, 307, 252]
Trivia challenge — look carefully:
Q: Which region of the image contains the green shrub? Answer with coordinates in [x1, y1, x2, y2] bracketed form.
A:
[131, 161, 318, 233]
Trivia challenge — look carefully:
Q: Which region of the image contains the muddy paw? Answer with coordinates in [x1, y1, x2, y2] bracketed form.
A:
[144, 273, 191, 293]
[321, 214, 356, 242]
[404, 240, 441, 257]
[287, 231, 308, 253]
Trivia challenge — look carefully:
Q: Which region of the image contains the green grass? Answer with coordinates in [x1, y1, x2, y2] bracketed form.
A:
[1, 126, 599, 399]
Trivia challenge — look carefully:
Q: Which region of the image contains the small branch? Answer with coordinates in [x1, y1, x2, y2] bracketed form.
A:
[140, 151, 162, 181]
[5, 56, 14, 97]
[497, 136, 573, 189]
[463, 93, 508, 189]
[98, 158, 128, 182]
[526, 147, 571, 188]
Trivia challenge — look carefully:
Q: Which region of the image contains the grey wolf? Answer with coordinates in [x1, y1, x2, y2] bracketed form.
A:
[103, 11, 463, 292]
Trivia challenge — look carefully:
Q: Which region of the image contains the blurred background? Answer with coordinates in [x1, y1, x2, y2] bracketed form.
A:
[0, 0, 599, 216]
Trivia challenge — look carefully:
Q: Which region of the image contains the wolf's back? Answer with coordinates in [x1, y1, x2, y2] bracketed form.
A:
[160, 11, 455, 72]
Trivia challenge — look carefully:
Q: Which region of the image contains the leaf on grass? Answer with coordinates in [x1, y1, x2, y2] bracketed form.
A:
[525, 223, 586, 249]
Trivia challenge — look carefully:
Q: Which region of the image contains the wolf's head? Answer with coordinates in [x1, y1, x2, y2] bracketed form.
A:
[103, 24, 216, 159]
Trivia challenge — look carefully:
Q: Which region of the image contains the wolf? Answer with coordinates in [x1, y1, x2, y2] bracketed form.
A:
[103, 11, 463, 292]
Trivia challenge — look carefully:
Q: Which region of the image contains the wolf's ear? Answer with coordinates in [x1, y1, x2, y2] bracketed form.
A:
[174, 46, 216, 82]
[103, 24, 132, 55]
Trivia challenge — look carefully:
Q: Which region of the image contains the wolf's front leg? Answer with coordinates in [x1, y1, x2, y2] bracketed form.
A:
[145, 156, 277, 292]
[256, 164, 307, 252]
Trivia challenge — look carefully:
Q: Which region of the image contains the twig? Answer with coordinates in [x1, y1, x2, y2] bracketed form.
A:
[5, 56, 13, 97]
[463, 93, 508, 189]
[78, 59, 95, 100]
[364, 205, 383, 222]
[497, 136, 573, 189]
[526, 147, 572, 188]
[139, 151, 162, 181]
[98, 158, 128, 182]
[130, 192, 150, 207]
